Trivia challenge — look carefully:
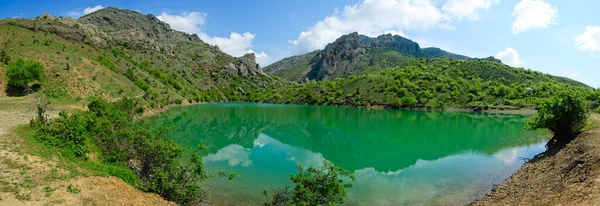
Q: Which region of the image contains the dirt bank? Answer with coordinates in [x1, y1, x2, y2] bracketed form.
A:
[0, 96, 174, 206]
[472, 114, 600, 205]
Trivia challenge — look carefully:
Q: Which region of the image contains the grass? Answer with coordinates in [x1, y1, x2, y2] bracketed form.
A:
[9, 125, 138, 187]
[0, 24, 143, 101]
[43, 185, 56, 197]
[66, 184, 80, 194]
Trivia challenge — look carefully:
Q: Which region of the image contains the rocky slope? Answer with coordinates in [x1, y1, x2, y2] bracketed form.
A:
[263, 32, 470, 82]
[472, 114, 600, 205]
[2, 8, 281, 104]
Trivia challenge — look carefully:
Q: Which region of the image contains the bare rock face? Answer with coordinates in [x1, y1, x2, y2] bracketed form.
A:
[222, 53, 266, 76]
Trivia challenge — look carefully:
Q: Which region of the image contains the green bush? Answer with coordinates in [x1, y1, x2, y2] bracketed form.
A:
[6, 58, 45, 89]
[97, 55, 118, 72]
[526, 90, 589, 144]
[0, 50, 9, 65]
[264, 161, 354, 206]
[31, 98, 235, 204]
[33, 111, 91, 157]
[134, 79, 150, 91]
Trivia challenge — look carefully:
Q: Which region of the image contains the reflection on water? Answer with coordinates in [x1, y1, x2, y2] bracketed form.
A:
[149, 103, 550, 205]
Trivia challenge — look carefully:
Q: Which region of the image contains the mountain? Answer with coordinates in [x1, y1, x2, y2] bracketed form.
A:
[1, 8, 284, 103]
[263, 32, 470, 82]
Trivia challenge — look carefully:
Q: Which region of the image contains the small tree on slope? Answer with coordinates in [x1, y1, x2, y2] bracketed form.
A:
[6, 58, 44, 91]
[526, 90, 589, 147]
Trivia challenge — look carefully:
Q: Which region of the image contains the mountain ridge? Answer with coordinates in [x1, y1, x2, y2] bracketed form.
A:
[264, 32, 470, 82]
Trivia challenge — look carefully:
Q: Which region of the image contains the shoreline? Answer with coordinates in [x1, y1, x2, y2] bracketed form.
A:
[471, 114, 600, 205]
[158, 101, 538, 116]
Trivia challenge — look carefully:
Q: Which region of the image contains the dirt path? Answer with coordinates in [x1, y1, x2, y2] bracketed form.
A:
[0, 96, 174, 206]
[592, 113, 600, 124]
[472, 114, 600, 205]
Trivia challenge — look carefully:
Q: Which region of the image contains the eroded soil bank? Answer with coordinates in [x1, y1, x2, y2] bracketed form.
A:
[0, 96, 173, 206]
[472, 114, 600, 205]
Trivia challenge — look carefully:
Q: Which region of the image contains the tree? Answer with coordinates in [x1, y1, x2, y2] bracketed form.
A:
[264, 161, 354, 206]
[526, 90, 589, 147]
[6, 58, 45, 90]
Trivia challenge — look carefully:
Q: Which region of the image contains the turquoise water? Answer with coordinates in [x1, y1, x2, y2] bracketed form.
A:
[150, 103, 549, 205]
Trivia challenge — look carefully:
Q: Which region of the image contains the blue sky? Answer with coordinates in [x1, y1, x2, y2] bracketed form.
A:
[0, 0, 598, 87]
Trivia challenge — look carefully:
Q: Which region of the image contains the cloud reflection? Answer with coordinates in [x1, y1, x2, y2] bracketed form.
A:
[204, 144, 253, 167]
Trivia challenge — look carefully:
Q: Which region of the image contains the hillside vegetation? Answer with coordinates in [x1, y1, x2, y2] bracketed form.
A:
[265, 57, 599, 110]
[1, 9, 285, 106]
[263, 32, 470, 82]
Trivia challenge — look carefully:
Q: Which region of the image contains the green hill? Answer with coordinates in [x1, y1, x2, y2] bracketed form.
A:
[1, 8, 285, 105]
[263, 32, 470, 82]
[266, 57, 598, 109]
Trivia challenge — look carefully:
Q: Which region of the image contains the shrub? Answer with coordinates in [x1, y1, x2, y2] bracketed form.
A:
[526, 90, 589, 145]
[31, 98, 235, 204]
[264, 161, 354, 206]
[0, 50, 9, 65]
[401, 96, 417, 108]
[6, 58, 45, 90]
[134, 79, 150, 91]
[97, 55, 117, 72]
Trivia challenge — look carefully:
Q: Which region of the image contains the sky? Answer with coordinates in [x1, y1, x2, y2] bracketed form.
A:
[0, 0, 598, 87]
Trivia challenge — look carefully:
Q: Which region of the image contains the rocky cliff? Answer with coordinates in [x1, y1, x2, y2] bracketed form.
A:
[264, 32, 470, 82]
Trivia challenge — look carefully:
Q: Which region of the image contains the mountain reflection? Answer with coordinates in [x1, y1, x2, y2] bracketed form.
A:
[201, 133, 546, 205]
[150, 103, 549, 172]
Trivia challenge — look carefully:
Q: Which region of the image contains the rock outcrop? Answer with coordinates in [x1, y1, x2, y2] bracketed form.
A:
[263, 32, 471, 82]
[223, 53, 266, 76]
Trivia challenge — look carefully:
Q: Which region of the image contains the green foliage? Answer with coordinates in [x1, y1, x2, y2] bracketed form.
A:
[266, 58, 595, 110]
[264, 161, 354, 206]
[526, 90, 590, 143]
[66, 184, 80, 194]
[0, 50, 9, 65]
[97, 55, 118, 72]
[6, 58, 45, 89]
[33, 111, 90, 157]
[30, 98, 235, 204]
[134, 79, 150, 92]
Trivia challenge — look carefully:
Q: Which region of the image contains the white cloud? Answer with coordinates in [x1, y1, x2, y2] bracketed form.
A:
[566, 70, 581, 78]
[65, 11, 83, 18]
[83, 5, 104, 15]
[575, 26, 600, 54]
[157, 12, 272, 66]
[495, 47, 523, 66]
[157, 12, 206, 34]
[65, 5, 104, 18]
[442, 0, 499, 21]
[511, 0, 559, 34]
[289, 0, 498, 54]
[199, 32, 255, 57]
[289, 0, 448, 53]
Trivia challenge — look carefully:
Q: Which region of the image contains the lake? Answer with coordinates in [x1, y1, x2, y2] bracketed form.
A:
[149, 103, 549, 206]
